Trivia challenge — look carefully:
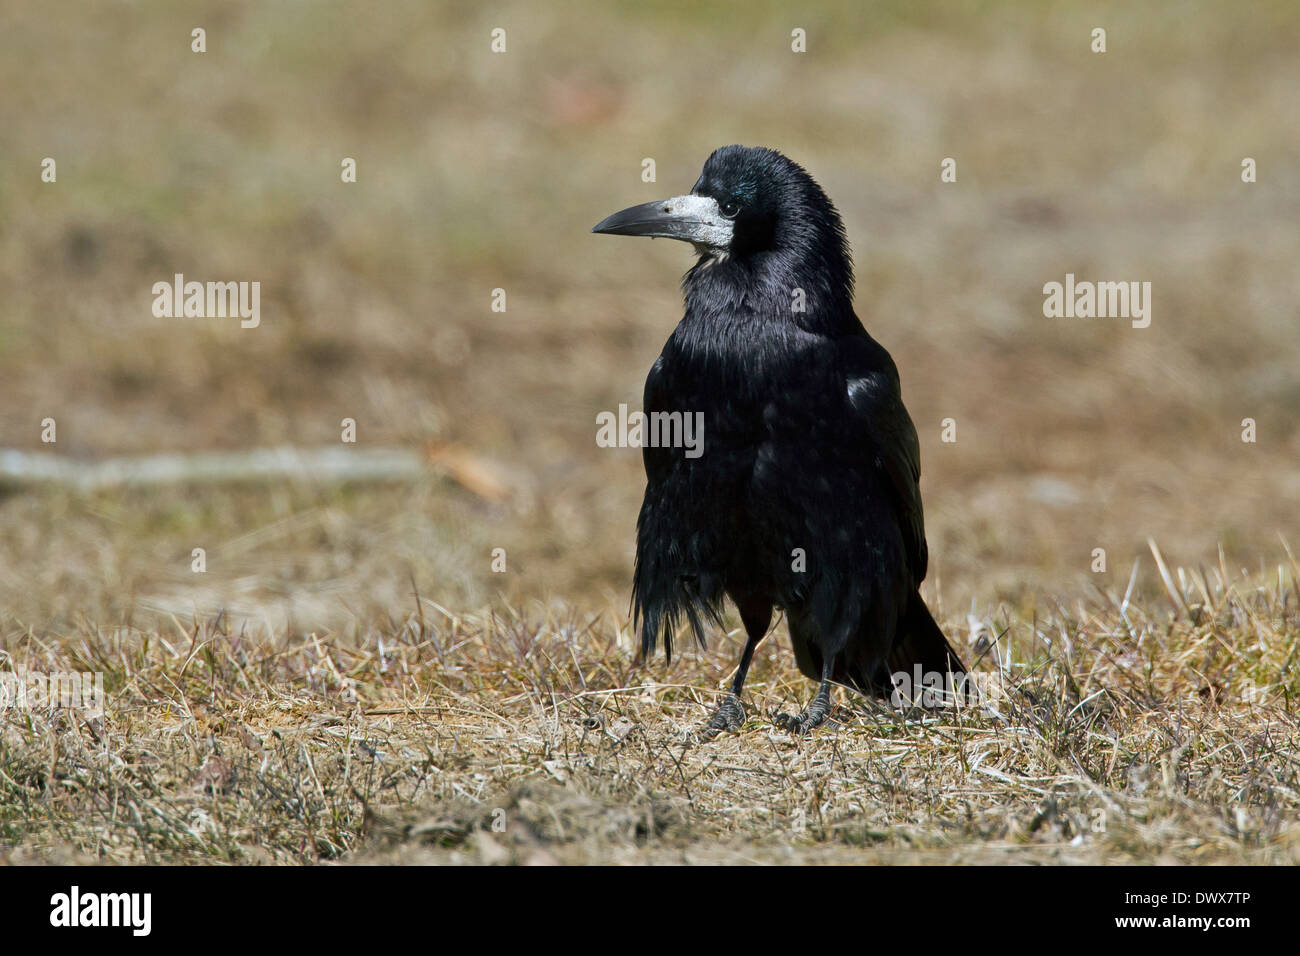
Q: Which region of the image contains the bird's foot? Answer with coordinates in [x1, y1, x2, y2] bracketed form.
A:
[774, 702, 830, 735]
[701, 694, 746, 739]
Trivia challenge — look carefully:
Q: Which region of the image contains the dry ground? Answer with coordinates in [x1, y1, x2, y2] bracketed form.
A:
[0, 2, 1298, 863]
[2, 550, 1298, 864]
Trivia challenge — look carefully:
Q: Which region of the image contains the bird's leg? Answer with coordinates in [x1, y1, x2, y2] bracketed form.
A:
[776, 654, 836, 735]
[702, 636, 758, 738]
[702, 601, 771, 739]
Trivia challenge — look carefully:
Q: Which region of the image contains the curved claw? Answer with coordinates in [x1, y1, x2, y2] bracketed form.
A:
[701, 694, 746, 739]
[774, 708, 827, 735]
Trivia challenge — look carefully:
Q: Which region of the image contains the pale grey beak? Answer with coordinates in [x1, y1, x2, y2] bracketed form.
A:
[592, 194, 733, 251]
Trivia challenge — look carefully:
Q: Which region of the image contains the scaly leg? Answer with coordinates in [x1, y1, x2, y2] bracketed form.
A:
[775, 652, 836, 734]
[701, 600, 771, 739]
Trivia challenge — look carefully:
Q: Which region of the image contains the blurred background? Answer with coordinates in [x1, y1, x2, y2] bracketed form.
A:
[0, 0, 1297, 639]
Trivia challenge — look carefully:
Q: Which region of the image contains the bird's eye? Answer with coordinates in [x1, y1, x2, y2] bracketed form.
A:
[719, 201, 740, 219]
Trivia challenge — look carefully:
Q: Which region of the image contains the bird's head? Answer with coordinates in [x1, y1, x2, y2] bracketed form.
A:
[592, 145, 852, 297]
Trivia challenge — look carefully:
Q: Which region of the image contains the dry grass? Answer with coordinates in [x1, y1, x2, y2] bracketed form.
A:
[3, 547, 1296, 865]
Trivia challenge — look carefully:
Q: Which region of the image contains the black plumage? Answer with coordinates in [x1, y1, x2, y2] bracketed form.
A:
[593, 145, 966, 735]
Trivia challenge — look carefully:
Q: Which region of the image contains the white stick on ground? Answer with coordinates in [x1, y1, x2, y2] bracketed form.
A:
[0, 446, 427, 491]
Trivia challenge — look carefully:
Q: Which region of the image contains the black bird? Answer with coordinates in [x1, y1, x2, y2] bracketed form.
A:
[593, 145, 966, 736]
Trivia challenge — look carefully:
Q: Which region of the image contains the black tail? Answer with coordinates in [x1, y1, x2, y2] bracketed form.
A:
[890, 593, 965, 675]
[885, 593, 971, 706]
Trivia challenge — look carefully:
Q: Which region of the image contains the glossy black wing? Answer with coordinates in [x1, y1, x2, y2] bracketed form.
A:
[842, 333, 929, 586]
